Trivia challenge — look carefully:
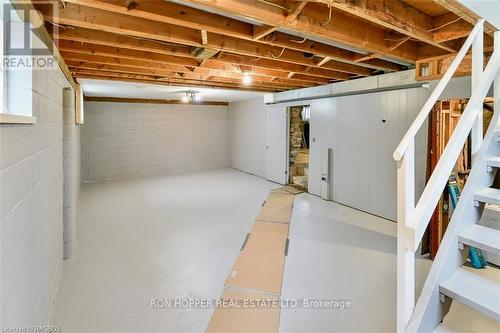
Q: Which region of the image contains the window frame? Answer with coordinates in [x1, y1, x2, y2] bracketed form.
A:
[0, 0, 36, 124]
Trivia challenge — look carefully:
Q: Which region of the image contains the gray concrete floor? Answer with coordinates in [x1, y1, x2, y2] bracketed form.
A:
[51, 168, 432, 332]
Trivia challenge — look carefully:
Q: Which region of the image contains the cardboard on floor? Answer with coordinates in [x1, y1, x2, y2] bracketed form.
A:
[225, 221, 289, 294]
[205, 289, 280, 333]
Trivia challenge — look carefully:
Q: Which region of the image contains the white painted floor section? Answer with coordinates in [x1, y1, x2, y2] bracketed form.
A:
[52, 168, 433, 332]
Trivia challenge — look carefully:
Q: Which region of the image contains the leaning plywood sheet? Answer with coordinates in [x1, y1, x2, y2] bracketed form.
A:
[205, 289, 280, 333]
[226, 221, 289, 294]
[256, 193, 295, 223]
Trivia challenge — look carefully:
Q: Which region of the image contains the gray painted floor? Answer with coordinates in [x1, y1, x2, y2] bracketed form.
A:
[51, 168, 276, 332]
[280, 194, 432, 333]
[51, 168, 432, 332]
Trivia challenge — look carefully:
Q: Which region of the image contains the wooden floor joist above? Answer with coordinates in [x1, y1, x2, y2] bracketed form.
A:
[33, 0, 495, 92]
[84, 96, 229, 106]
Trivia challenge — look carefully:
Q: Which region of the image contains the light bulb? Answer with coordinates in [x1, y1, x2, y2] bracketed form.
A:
[242, 73, 252, 85]
[181, 94, 189, 103]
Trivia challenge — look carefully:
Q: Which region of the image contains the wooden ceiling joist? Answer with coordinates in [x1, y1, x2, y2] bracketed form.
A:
[179, 0, 420, 63]
[32, 0, 491, 92]
[253, 25, 278, 40]
[70, 69, 289, 92]
[52, 0, 401, 72]
[433, 0, 496, 37]
[55, 38, 353, 81]
[39, 3, 376, 77]
[75, 73, 284, 92]
[285, 1, 308, 23]
[310, 0, 457, 53]
[83, 96, 229, 106]
[68, 62, 308, 89]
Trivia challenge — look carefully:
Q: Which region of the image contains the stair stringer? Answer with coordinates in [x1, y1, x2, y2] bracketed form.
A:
[407, 108, 500, 333]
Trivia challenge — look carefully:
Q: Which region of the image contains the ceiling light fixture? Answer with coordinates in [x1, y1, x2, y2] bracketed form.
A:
[182, 90, 201, 103]
[242, 73, 252, 85]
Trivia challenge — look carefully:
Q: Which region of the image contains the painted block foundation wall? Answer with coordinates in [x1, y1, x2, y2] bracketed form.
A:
[0, 68, 74, 326]
[81, 102, 229, 183]
[228, 90, 429, 221]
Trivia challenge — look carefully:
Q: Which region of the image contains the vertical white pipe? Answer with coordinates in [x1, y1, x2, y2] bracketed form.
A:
[397, 139, 415, 332]
[471, 22, 484, 163]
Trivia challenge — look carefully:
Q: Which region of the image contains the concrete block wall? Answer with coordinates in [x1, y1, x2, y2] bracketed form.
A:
[81, 102, 229, 182]
[0, 67, 71, 326]
[62, 88, 80, 259]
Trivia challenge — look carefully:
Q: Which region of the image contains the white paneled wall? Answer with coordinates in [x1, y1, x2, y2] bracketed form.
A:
[81, 102, 229, 182]
[228, 97, 267, 178]
[308, 88, 429, 220]
[0, 67, 71, 326]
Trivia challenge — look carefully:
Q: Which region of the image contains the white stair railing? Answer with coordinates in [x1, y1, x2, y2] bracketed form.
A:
[393, 19, 500, 332]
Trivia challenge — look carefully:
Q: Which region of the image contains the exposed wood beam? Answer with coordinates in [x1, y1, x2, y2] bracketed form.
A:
[180, 0, 420, 63]
[70, 63, 308, 89]
[54, 0, 405, 70]
[311, 0, 456, 53]
[433, 0, 496, 37]
[38, 3, 374, 76]
[201, 30, 208, 45]
[71, 69, 292, 91]
[75, 74, 283, 92]
[285, 1, 307, 23]
[253, 25, 278, 40]
[56, 39, 347, 82]
[84, 96, 229, 106]
[432, 12, 473, 43]
[257, 31, 402, 72]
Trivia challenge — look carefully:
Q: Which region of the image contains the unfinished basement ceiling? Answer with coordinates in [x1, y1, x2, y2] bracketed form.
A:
[34, 0, 495, 92]
[79, 79, 268, 102]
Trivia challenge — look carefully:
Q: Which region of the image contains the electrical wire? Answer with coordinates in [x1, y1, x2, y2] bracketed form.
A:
[321, 3, 333, 26]
[290, 36, 308, 44]
[257, 0, 292, 12]
[428, 17, 461, 32]
[269, 47, 286, 58]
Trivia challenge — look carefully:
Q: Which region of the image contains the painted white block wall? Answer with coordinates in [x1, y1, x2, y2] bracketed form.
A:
[228, 97, 267, 178]
[81, 102, 229, 182]
[0, 67, 71, 326]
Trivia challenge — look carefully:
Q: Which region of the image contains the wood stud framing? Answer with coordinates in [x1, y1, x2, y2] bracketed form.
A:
[33, 0, 495, 92]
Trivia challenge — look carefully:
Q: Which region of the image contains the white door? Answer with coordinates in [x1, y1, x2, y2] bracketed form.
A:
[265, 105, 287, 184]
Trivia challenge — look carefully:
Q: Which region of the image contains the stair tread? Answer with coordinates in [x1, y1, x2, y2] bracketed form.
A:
[458, 224, 500, 256]
[487, 156, 500, 168]
[474, 188, 500, 205]
[439, 268, 500, 322]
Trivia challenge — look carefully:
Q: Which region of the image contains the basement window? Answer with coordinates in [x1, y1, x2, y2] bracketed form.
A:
[0, 1, 36, 124]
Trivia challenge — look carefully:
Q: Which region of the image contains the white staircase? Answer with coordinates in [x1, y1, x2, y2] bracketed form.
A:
[393, 19, 500, 333]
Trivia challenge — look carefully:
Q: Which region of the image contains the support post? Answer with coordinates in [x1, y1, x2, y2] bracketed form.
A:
[471, 22, 484, 163]
[397, 139, 415, 333]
